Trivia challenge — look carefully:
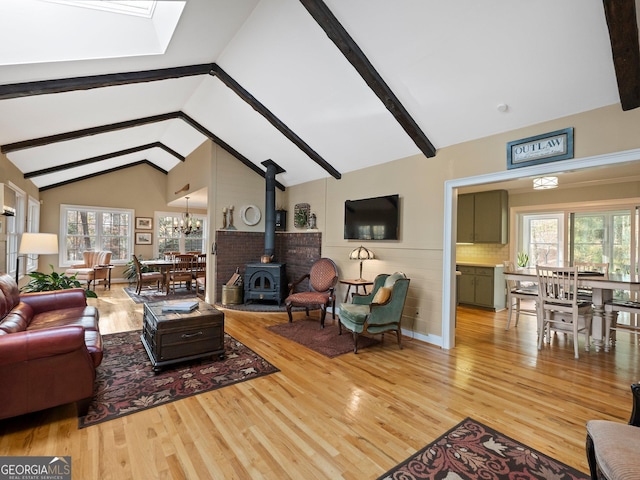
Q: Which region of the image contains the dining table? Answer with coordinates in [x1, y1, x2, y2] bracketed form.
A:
[140, 259, 175, 295]
[504, 268, 640, 352]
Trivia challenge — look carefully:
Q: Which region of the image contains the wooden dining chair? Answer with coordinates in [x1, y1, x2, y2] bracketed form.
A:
[503, 261, 538, 330]
[536, 265, 593, 358]
[168, 254, 195, 293]
[132, 255, 164, 294]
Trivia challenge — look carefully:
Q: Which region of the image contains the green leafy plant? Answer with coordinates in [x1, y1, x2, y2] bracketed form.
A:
[21, 265, 98, 298]
[516, 252, 529, 268]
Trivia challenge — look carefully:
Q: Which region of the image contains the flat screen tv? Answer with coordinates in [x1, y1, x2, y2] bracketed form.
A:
[344, 194, 399, 240]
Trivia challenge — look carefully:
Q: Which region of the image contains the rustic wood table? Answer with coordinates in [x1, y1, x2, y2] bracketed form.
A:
[141, 300, 225, 372]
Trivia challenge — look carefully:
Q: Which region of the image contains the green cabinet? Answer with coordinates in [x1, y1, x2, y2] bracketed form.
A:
[456, 265, 505, 310]
[457, 190, 508, 243]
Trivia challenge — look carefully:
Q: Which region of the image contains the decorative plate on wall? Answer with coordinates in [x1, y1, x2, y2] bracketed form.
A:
[294, 203, 310, 229]
[240, 204, 261, 226]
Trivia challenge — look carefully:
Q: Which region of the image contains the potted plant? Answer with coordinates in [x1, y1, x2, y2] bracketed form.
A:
[516, 252, 529, 268]
[21, 265, 98, 298]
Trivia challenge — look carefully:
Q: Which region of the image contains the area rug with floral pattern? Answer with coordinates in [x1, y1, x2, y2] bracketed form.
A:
[78, 330, 279, 428]
[378, 417, 589, 480]
[123, 286, 197, 304]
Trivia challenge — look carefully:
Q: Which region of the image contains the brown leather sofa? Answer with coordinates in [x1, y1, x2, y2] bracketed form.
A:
[0, 273, 102, 420]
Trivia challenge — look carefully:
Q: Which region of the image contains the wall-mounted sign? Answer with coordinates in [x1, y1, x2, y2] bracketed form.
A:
[507, 127, 574, 169]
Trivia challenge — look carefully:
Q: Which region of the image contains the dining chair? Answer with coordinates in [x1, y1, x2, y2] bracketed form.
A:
[163, 251, 180, 262]
[536, 265, 593, 358]
[575, 262, 610, 302]
[132, 254, 164, 294]
[503, 261, 538, 330]
[168, 254, 195, 293]
[193, 253, 206, 280]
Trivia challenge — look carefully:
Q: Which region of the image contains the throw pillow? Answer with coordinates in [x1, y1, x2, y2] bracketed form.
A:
[372, 286, 392, 304]
[384, 272, 405, 288]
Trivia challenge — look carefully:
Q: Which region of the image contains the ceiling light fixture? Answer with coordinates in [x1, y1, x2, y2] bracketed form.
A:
[533, 176, 558, 190]
[174, 196, 201, 236]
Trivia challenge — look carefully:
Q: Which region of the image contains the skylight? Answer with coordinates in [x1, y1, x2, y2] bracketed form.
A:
[0, 0, 185, 66]
[43, 1, 157, 18]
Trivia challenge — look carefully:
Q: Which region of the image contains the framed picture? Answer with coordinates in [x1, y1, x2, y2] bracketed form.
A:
[135, 217, 153, 229]
[507, 127, 574, 169]
[135, 232, 152, 245]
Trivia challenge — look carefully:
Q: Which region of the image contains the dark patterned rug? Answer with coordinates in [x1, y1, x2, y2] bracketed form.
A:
[267, 318, 379, 358]
[216, 302, 316, 313]
[378, 417, 589, 480]
[123, 286, 197, 304]
[78, 330, 279, 428]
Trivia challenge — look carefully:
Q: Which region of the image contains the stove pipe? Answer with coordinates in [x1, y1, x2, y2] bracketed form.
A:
[261, 160, 285, 257]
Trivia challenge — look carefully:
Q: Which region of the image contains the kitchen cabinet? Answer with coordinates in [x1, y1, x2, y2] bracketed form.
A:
[457, 190, 508, 243]
[457, 264, 505, 310]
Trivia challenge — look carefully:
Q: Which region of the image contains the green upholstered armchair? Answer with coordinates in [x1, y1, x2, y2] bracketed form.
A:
[338, 272, 410, 353]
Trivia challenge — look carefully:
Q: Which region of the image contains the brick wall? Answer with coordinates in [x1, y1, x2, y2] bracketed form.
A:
[215, 230, 322, 301]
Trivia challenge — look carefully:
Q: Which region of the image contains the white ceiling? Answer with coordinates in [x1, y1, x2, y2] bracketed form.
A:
[0, 0, 632, 206]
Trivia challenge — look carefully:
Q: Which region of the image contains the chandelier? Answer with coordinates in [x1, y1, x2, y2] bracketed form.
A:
[173, 196, 201, 236]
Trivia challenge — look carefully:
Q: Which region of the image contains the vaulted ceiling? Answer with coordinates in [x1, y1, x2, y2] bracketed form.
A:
[1, 0, 639, 204]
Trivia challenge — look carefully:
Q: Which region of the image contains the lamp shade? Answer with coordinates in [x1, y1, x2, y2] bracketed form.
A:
[349, 245, 375, 261]
[19, 233, 59, 254]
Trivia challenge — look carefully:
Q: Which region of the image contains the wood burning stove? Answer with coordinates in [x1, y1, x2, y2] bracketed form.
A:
[244, 262, 286, 305]
[244, 159, 288, 305]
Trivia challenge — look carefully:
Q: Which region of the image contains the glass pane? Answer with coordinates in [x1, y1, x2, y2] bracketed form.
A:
[529, 218, 559, 266]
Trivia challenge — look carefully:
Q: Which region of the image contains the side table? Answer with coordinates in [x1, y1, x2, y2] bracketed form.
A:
[92, 264, 113, 290]
[339, 279, 373, 302]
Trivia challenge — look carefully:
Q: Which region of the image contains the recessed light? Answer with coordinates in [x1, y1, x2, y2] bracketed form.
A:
[497, 103, 509, 113]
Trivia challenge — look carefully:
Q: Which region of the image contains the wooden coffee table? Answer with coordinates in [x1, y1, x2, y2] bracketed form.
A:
[141, 300, 225, 372]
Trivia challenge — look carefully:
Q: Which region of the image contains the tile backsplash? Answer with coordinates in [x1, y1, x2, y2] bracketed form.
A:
[456, 243, 510, 264]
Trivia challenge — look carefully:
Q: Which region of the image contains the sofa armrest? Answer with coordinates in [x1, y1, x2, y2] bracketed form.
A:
[0, 325, 96, 421]
[0, 325, 88, 365]
[19, 288, 87, 314]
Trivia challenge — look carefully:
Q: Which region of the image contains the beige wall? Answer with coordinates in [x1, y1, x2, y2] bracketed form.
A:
[285, 103, 640, 345]
[0, 153, 40, 280]
[6, 102, 640, 344]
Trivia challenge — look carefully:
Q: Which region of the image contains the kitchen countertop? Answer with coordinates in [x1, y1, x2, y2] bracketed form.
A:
[456, 261, 505, 268]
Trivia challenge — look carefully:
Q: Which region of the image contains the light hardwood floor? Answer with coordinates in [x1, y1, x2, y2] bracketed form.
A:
[1, 287, 638, 479]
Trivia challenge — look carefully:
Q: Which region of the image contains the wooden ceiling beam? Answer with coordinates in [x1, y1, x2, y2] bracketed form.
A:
[210, 64, 341, 180]
[0, 64, 213, 100]
[603, 0, 640, 111]
[23, 142, 183, 179]
[38, 160, 167, 192]
[299, 0, 436, 158]
[179, 112, 286, 191]
[1, 112, 181, 153]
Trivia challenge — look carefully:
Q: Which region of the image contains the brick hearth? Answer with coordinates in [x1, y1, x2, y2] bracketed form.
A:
[215, 230, 321, 302]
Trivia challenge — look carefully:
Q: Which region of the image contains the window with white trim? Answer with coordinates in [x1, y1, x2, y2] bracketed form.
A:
[24, 196, 41, 275]
[155, 211, 206, 256]
[60, 204, 133, 266]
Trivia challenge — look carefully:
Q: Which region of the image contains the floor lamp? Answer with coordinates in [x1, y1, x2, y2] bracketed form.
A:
[16, 233, 59, 282]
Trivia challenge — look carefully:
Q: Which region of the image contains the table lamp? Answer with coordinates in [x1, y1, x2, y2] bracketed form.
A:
[349, 245, 375, 281]
[16, 233, 59, 281]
